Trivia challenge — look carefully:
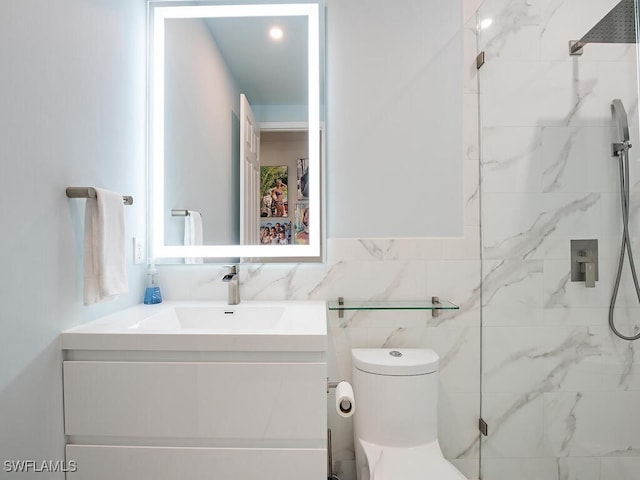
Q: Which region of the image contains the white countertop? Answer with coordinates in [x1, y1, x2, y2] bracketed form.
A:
[61, 301, 328, 352]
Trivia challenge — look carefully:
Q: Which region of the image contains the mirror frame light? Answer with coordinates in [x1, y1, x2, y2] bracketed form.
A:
[149, 2, 321, 260]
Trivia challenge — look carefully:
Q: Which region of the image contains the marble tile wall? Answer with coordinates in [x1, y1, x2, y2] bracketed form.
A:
[477, 0, 640, 478]
[159, 243, 482, 480]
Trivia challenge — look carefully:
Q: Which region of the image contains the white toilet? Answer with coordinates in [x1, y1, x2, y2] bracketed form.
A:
[351, 348, 468, 480]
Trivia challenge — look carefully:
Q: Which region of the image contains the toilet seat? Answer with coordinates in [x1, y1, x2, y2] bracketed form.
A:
[359, 439, 468, 480]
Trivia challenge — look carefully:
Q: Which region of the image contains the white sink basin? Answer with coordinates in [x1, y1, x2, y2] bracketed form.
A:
[61, 301, 327, 352]
[130, 306, 286, 331]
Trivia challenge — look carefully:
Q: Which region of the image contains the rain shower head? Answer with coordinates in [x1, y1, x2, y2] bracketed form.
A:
[569, 0, 637, 55]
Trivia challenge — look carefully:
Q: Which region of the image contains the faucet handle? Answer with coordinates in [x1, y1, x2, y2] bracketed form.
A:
[570, 240, 598, 288]
[576, 249, 593, 263]
[225, 265, 238, 274]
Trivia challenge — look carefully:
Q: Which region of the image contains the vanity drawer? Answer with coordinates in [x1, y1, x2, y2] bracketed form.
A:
[66, 445, 326, 480]
[63, 361, 326, 441]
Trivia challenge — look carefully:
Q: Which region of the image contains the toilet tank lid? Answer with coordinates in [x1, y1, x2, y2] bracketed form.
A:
[352, 348, 439, 375]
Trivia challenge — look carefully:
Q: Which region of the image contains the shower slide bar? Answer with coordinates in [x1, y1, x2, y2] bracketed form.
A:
[65, 187, 133, 205]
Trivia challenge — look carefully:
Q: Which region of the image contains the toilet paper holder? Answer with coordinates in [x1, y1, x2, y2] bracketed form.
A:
[326, 383, 348, 480]
[328, 380, 355, 418]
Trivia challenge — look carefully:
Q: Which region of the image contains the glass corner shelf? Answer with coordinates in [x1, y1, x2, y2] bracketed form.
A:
[327, 297, 459, 318]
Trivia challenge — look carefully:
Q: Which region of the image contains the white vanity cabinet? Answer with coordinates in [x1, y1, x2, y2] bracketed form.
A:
[61, 301, 328, 480]
[63, 354, 327, 480]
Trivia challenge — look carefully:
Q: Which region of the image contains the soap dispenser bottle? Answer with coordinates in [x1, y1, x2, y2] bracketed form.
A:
[143, 268, 163, 304]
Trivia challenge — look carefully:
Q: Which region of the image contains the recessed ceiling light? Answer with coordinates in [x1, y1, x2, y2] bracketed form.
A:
[269, 26, 283, 40]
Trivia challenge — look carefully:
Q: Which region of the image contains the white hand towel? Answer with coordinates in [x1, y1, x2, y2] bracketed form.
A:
[83, 188, 129, 305]
[184, 210, 203, 264]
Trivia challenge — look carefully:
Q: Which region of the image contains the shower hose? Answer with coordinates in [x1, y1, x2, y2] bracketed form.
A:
[609, 140, 640, 340]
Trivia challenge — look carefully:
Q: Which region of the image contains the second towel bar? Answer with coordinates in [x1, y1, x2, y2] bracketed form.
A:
[66, 187, 133, 205]
[171, 209, 196, 216]
[171, 208, 201, 217]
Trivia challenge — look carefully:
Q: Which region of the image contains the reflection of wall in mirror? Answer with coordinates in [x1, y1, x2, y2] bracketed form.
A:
[164, 18, 241, 247]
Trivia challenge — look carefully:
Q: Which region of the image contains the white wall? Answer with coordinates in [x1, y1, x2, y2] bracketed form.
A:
[164, 19, 241, 246]
[0, 0, 147, 475]
[326, 0, 464, 238]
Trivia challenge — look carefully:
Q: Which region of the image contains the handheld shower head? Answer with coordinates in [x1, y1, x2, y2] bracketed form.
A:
[612, 98, 630, 143]
[609, 98, 640, 341]
[611, 99, 632, 156]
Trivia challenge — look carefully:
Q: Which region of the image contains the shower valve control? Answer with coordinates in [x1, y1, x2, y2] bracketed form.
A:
[571, 239, 598, 288]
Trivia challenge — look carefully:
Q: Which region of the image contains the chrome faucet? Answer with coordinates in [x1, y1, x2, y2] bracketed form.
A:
[222, 265, 240, 305]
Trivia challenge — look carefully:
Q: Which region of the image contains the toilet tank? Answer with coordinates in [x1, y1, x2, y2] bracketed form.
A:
[352, 348, 439, 447]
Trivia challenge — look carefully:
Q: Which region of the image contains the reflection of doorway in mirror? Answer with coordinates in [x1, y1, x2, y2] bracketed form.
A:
[258, 129, 309, 247]
[260, 166, 288, 218]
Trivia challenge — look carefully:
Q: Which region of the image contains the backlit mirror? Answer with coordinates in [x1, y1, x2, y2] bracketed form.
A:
[149, 1, 323, 261]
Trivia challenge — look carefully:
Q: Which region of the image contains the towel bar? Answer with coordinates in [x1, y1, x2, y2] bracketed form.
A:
[66, 187, 133, 205]
[171, 209, 191, 216]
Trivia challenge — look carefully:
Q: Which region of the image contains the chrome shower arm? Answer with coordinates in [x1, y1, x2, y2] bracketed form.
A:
[569, 0, 637, 55]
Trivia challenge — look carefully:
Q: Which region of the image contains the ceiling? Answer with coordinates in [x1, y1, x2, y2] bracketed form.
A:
[204, 16, 309, 106]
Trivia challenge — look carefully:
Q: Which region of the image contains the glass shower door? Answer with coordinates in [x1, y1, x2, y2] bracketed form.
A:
[477, 1, 640, 478]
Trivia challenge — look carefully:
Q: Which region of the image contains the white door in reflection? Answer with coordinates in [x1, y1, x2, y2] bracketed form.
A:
[240, 93, 260, 246]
